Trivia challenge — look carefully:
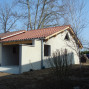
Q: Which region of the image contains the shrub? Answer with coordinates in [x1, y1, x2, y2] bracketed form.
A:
[48, 49, 73, 80]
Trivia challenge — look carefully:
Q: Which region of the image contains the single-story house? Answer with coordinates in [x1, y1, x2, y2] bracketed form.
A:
[0, 25, 82, 74]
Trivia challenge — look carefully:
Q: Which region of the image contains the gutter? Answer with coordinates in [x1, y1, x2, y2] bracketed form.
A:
[41, 39, 44, 69]
[0, 37, 45, 43]
[19, 44, 22, 74]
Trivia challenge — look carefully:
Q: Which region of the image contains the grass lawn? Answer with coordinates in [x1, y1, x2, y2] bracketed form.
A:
[0, 64, 89, 89]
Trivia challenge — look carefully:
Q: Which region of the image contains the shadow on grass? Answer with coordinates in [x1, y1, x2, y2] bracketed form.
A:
[0, 65, 89, 89]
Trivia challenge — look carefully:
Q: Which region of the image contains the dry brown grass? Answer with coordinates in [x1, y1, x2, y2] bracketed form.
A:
[0, 64, 89, 89]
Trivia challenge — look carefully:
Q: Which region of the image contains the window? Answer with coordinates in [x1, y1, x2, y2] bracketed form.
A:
[13, 46, 16, 54]
[44, 45, 51, 56]
[65, 33, 70, 40]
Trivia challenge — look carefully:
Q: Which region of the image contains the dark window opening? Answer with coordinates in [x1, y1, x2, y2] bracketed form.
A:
[44, 45, 51, 56]
[65, 33, 70, 40]
[13, 46, 16, 54]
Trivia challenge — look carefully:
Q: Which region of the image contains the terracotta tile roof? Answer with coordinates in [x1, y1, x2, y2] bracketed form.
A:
[0, 30, 26, 40]
[0, 25, 70, 42]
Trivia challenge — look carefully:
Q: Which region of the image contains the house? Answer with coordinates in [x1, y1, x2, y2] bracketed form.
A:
[0, 25, 82, 74]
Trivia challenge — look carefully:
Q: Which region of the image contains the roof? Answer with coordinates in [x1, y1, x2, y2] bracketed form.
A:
[0, 25, 82, 48]
[0, 30, 25, 40]
[0, 25, 70, 42]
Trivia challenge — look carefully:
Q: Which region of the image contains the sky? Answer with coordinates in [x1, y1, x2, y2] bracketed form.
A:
[0, 0, 89, 45]
[81, 0, 89, 42]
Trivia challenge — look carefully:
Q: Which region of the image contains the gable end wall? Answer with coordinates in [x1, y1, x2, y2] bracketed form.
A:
[43, 30, 80, 68]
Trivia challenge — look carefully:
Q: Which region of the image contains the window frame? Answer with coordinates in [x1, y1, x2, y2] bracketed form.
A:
[44, 44, 51, 56]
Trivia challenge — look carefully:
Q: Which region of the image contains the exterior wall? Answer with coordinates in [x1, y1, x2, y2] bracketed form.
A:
[43, 30, 80, 68]
[0, 43, 2, 65]
[21, 30, 80, 73]
[21, 40, 41, 73]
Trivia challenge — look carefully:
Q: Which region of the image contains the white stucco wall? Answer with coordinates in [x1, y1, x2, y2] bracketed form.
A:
[21, 40, 41, 73]
[20, 30, 80, 73]
[43, 30, 80, 68]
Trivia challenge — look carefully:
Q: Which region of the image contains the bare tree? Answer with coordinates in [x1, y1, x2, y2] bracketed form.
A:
[0, 3, 21, 33]
[83, 41, 89, 50]
[16, 0, 63, 30]
[61, 0, 87, 37]
[60, 0, 87, 66]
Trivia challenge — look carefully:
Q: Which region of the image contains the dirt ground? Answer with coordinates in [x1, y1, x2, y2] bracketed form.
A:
[0, 64, 89, 89]
[0, 69, 51, 89]
[0, 72, 11, 77]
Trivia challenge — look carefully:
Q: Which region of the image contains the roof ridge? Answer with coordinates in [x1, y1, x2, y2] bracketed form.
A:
[27, 25, 70, 32]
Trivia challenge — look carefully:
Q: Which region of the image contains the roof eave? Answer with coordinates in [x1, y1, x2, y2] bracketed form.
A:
[69, 27, 83, 49]
[1, 37, 45, 43]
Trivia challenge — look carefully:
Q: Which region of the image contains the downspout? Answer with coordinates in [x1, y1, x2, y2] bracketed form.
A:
[41, 39, 44, 69]
[0, 43, 2, 66]
[79, 48, 81, 69]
